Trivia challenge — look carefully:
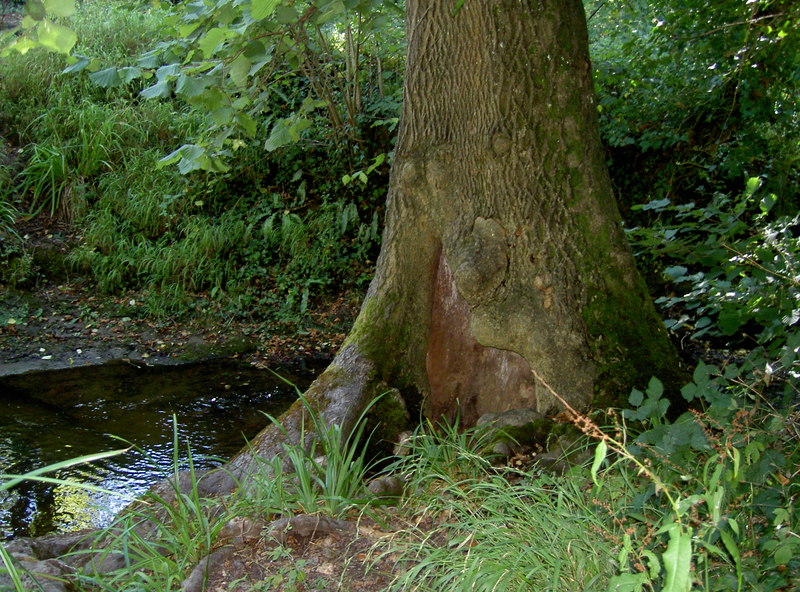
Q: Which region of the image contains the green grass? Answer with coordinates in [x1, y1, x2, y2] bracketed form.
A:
[372, 420, 618, 592]
[3, 373, 796, 592]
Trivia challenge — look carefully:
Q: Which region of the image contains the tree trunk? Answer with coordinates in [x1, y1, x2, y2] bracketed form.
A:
[203, 0, 682, 495]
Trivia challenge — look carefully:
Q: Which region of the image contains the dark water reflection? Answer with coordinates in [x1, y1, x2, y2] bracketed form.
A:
[0, 359, 316, 540]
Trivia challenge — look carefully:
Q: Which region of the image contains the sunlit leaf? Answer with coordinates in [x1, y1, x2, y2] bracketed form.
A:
[43, 0, 75, 18]
[590, 440, 607, 489]
[661, 523, 692, 592]
[198, 27, 230, 58]
[37, 19, 77, 53]
[250, 0, 279, 21]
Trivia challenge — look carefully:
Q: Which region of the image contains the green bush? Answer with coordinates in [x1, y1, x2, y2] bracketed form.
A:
[1, 0, 393, 324]
[588, 0, 799, 216]
[591, 368, 800, 591]
[626, 177, 799, 394]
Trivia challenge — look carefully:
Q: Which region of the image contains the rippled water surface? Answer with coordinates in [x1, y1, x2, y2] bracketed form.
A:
[0, 359, 315, 540]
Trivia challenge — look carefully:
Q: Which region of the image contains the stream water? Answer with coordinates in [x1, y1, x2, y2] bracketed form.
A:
[0, 359, 316, 540]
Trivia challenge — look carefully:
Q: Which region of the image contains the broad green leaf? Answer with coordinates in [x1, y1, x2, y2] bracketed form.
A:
[680, 382, 696, 402]
[606, 573, 648, 592]
[628, 388, 644, 406]
[232, 96, 250, 109]
[236, 112, 258, 137]
[43, 0, 75, 18]
[62, 55, 91, 74]
[641, 550, 661, 579]
[315, 0, 344, 24]
[274, 4, 298, 23]
[265, 120, 292, 151]
[25, 0, 46, 21]
[198, 27, 230, 58]
[158, 144, 205, 173]
[89, 67, 122, 88]
[158, 146, 186, 168]
[187, 87, 228, 112]
[250, 0, 279, 21]
[692, 361, 709, 387]
[210, 106, 233, 126]
[745, 176, 762, 196]
[774, 540, 797, 565]
[661, 524, 692, 592]
[646, 376, 663, 398]
[175, 74, 208, 98]
[137, 51, 160, 68]
[178, 22, 201, 37]
[37, 20, 77, 53]
[2, 35, 39, 55]
[288, 117, 312, 140]
[140, 79, 171, 99]
[118, 66, 143, 84]
[663, 265, 687, 280]
[155, 63, 181, 81]
[229, 54, 250, 87]
[717, 307, 742, 335]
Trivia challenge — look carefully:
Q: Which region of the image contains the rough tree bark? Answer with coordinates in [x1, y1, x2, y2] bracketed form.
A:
[202, 0, 682, 494]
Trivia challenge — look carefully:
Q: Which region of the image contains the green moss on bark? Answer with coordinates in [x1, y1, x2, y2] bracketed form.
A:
[582, 274, 686, 409]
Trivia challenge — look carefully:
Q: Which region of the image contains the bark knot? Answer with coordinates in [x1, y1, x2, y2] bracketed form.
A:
[452, 217, 509, 305]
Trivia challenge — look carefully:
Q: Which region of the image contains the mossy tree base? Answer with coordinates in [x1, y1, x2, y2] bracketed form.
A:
[200, 0, 683, 497]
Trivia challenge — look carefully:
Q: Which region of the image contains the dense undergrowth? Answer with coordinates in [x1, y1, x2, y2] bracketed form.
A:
[1, 0, 798, 590]
[2, 371, 797, 591]
[1, 0, 397, 326]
